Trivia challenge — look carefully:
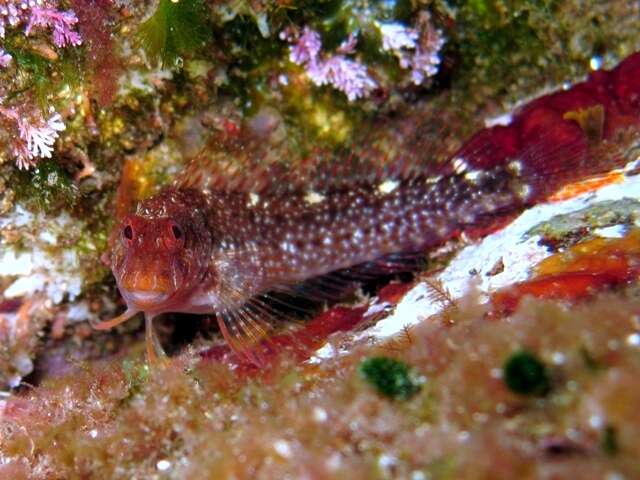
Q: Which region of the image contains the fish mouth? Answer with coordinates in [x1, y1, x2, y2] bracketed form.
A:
[126, 290, 170, 306]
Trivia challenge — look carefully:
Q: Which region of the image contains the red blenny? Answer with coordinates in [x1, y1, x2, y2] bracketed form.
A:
[95, 53, 640, 364]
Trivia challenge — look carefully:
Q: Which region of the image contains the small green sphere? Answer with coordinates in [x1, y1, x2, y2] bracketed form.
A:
[359, 356, 421, 400]
[503, 350, 552, 396]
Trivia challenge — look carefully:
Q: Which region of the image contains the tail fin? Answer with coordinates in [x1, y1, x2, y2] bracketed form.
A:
[452, 105, 637, 206]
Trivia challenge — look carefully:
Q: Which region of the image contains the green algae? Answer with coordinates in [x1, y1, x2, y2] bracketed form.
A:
[601, 424, 619, 456]
[448, 0, 640, 105]
[11, 160, 78, 213]
[138, 0, 211, 69]
[503, 350, 552, 397]
[359, 356, 422, 400]
[525, 198, 640, 247]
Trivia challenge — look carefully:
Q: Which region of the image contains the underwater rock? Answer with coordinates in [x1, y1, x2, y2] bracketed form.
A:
[0, 4, 640, 477]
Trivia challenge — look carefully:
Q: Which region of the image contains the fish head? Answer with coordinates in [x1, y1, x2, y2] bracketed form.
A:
[110, 188, 212, 313]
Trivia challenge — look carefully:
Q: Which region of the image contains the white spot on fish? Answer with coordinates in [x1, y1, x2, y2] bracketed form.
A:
[508, 159, 523, 176]
[452, 157, 468, 174]
[378, 179, 399, 194]
[304, 190, 326, 204]
[248, 192, 260, 207]
[280, 241, 296, 254]
[517, 183, 532, 200]
[425, 175, 442, 184]
[464, 170, 482, 183]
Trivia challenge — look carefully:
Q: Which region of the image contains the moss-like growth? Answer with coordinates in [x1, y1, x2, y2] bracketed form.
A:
[503, 350, 551, 396]
[12, 159, 78, 212]
[3, 291, 640, 478]
[3, 36, 83, 111]
[359, 356, 422, 399]
[138, 0, 210, 68]
[450, 0, 552, 90]
[121, 359, 150, 400]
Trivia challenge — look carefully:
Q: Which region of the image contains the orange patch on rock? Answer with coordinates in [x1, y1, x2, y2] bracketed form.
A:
[490, 229, 640, 317]
[548, 171, 625, 202]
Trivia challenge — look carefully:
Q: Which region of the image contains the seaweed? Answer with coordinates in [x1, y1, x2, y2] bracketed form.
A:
[12, 159, 78, 213]
[503, 350, 551, 397]
[137, 0, 211, 69]
[359, 356, 422, 400]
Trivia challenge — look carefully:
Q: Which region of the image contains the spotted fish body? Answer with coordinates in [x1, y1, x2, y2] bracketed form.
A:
[99, 52, 640, 363]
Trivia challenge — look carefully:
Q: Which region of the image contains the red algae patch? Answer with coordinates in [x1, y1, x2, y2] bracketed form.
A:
[491, 228, 640, 316]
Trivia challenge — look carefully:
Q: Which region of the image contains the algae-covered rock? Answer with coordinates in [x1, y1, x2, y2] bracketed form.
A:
[0, 2, 640, 478]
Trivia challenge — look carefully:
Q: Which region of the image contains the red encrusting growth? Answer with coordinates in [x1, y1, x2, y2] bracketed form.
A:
[71, 0, 123, 106]
[449, 52, 640, 201]
[201, 306, 369, 376]
[97, 52, 640, 365]
[200, 282, 415, 375]
[490, 229, 640, 317]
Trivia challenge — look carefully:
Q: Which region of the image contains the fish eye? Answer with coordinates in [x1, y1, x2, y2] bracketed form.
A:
[171, 224, 183, 240]
[164, 221, 185, 250]
[122, 222, 134, 246]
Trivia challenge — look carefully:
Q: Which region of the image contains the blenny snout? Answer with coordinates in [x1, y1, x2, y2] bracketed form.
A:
[94, 188, 214, 363]
[111, 214, 191, 311]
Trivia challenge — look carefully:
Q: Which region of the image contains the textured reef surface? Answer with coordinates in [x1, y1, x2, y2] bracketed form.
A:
[1, 1, 640, 478]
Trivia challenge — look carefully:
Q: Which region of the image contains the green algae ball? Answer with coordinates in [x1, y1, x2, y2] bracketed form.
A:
[359, 356, 421, 400]
[503, 350, 551, 396]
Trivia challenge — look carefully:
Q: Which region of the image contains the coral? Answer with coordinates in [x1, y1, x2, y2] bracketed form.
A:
[0, 103, 65, 170]
[282, 26, 377, 102]
[0, 0, 82, 170]
[378, 12, 445, 85]
[25, 5, 82, 48]
[0, 0, 81, 51]
[280, 8, 445, 101]
[0, 46, 10, 66]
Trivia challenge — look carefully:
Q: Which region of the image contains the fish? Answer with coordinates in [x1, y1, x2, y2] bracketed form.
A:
[94, 52, 640, 365]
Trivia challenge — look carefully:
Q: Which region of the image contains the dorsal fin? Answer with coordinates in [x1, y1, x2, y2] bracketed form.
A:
[174, 114, 463, 198]
[176, 96, 638, 203]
